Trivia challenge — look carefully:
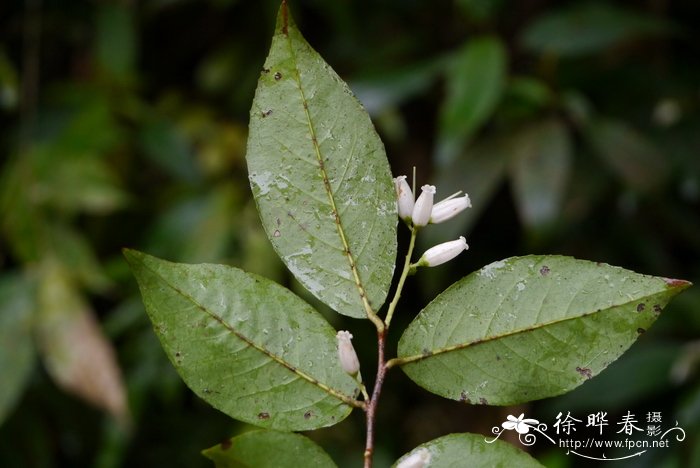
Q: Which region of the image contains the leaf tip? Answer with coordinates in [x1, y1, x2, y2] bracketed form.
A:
[663, 278, 692, 291]
[278, 0, 289, 36]
[121, 247, 141, 264]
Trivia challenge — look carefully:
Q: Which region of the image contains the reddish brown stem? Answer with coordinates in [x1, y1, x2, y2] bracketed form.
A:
[363, 329, 387, 468]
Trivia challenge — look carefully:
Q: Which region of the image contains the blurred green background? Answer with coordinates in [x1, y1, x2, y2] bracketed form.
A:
[1, 0, 699, 467]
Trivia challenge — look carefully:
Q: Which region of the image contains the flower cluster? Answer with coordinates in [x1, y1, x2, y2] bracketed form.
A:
[394, 177, 471, 227]
[394, 175, 471, 268]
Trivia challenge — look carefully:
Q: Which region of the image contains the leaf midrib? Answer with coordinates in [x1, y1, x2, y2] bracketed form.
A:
[281, 24, 375, 320]
[137, 257, 362, 409]
[394, 290, 666, 367]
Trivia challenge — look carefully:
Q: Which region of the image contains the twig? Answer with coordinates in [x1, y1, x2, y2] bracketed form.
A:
[363, 329, 387, 468]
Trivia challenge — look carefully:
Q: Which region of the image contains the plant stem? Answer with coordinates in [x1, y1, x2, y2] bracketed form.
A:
[385, 227, 417, 328]
[364, 227, 418, 466]
[363, 328, 387, 468]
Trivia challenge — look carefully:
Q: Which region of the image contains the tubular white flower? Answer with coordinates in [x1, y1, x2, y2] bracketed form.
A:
[336, 330, 360, 376]
[397, 448, 431, 468]
[412, 185, 436, 227]
[419, 236, 468, 267]
[394, 175, 414, 221]
[430, 194, 471, 224]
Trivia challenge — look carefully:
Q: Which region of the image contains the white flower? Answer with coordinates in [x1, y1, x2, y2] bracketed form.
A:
[397, 448, 431, 468]
[502, 413, 540, 434]
[419, 236, 468, 267]
[412, 185, 436, 227]
[394, 175, 414, 221]
[430, 194, 471, 224]
[336, 330, 360, 376]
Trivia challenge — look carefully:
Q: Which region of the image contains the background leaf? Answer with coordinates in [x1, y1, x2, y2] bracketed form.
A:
[521, 3, 675, 57]
[124, 249, 359, 431]
[246, 7, 397, 318]
[436, 36, 507, 165]
[0, 273, 36, 425]
[202, 430, 337, 468]
[397, 255, 690, 405]
[392, 433, 543, 467]
[36, 261, 129, 424]
[509, 119, 573, 228]
[585, 118, 669, 191]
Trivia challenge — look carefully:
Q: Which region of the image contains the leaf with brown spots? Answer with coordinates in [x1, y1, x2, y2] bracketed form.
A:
[246, 3, 396, 319]
[125, 249, 359, 431]
[395, 255, 691, 405]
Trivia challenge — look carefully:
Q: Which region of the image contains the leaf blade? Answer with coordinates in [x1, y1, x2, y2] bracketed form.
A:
[124, 249, 359, 431]
[392, 433, 543, 468]
[202, 430, 337, 468]
[436, 36, 507, 165]
[246, 6, 397, 318]
[397, 255, 690, 405]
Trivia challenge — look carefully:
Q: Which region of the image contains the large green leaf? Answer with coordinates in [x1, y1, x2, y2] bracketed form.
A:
[246, 4, 396, 319]
[124, 249, 359, 431]
[392, 433, 543, 468]
[202, 430, 337, 468]
[397, 255, 691, 405]
[436, 36, 507, 165]
[0, 273, 36, 425]
[509, 119, 572, 228]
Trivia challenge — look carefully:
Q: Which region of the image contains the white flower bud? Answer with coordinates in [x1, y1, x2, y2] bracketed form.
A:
[430, 194, 471, 224]
[419, 236, 468, 267]
[397, 448, 431, 468]
[336, 330, 360, 376]
[412, 185, 436, 227]
[394, 175, 414, 221]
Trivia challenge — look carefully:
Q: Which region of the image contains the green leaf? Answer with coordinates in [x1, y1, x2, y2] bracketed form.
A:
[521, 3, 675, 57]
[396, 255, 691, 405]
[436, 36, 507, 165]
[392, 433, 543, 468]
[123, 249, 359, 431]
[586, 118, 669, 191]
[202, 430, 337, 468]
[500, 76, 554, 120]
[0, 273, 36, 425]
[509, 119, 573, 228]
[246, 5, 397, 319]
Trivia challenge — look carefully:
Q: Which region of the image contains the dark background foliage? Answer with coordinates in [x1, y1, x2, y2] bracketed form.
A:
[1, 0, 699, 467]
